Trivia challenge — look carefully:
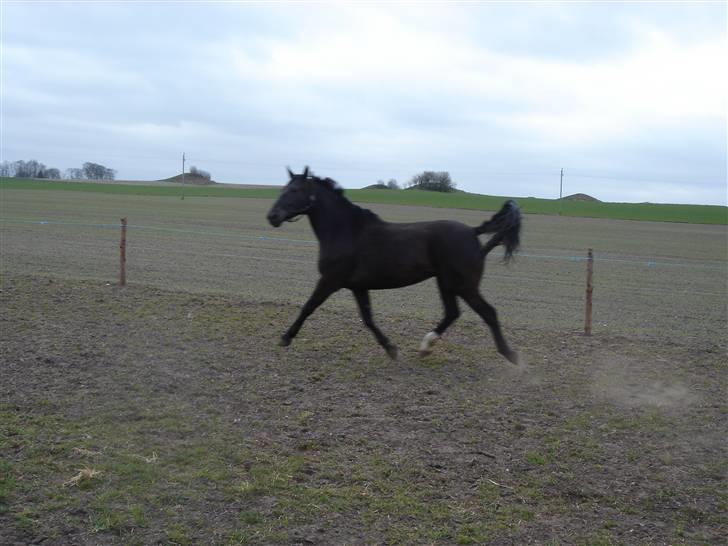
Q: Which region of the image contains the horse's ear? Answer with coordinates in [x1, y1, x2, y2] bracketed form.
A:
[303, 166, 310, 178]
[286, 166, 295, 180]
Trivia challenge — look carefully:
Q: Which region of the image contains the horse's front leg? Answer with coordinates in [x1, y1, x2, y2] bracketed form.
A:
[352, 289, 398, 360]
[281, 278, 339, 346]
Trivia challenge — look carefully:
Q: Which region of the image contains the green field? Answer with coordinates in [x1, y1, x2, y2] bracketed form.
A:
[2, 177, 726, 224]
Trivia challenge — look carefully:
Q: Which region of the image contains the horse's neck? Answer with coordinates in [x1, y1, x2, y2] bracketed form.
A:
[307, 191, 358, 245]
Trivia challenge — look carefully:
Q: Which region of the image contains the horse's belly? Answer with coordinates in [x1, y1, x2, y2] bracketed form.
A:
[346, 262, 434, 290]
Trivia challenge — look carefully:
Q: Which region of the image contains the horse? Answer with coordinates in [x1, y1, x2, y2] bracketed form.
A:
[266, 167, 522, 364]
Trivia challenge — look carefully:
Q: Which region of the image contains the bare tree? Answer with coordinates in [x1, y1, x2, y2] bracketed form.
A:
[0, 161, 14, 177]
[407, 171, 456, 192]
[1, 159, 85, 180]
[3, 159, 108, 180]
[65, 168, 85, 180]
[14, 160, 47, 178]
[189, 165, 211, 180]
[82, 162, 116, 180]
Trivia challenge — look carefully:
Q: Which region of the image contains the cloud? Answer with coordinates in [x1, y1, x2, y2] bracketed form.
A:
[500, 31, 726, 144]
[2, 2, 726, 203]
[222, 9, 726, 126]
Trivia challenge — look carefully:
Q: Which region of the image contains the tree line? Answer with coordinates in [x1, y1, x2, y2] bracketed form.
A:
[372, 171, 457, 193]
[2, 160, 455, 192]
[0, 159, 116, 180]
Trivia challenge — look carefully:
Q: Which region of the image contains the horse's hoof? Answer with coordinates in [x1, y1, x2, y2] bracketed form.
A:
[504, 350, 521, 365]
[386, 345, 398, 360]
[418, 347, 433, 358]
[418, 331, 440, 358]
[279, 335, 291, 347]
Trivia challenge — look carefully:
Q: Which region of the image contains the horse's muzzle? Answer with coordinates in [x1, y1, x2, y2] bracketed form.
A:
[267, 210, 284, 227]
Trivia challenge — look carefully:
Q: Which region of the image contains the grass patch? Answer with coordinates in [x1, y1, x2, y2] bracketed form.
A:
[0, 404, 258, 542]
[0, 460, 14, 513]
[2, 177, 725, 224]
[525, 451, 548, 465]
[166, 523, 193, 545]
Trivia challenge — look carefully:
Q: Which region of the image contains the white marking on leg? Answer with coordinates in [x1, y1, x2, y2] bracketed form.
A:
[419, 331, 440, 356]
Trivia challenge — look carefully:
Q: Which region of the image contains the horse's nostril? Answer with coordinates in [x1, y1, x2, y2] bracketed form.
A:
[267, 211, 282, 226]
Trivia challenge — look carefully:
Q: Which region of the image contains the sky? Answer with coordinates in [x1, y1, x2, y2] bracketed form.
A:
[2, 1, 726, 205]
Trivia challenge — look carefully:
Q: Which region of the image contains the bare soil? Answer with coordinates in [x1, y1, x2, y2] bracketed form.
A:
[1, 273, 725, 545]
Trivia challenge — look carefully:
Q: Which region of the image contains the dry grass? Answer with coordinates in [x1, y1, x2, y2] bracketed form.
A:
[63, 468, 102, 487]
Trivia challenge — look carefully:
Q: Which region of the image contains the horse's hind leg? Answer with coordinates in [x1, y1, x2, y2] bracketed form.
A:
[460, 289, 519, 365]
[420, 280, 460, 356]
[352, 289, 398, 360]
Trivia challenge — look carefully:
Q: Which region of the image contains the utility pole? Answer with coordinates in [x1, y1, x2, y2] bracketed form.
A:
[559, 167, 564, 215]
[181, 152, 186, 200]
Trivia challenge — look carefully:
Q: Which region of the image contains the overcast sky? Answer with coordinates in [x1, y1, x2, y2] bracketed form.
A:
[2, 1, 726, 205]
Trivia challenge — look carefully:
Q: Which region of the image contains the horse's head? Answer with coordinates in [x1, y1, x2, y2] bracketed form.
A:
[267, 166, 316, 227]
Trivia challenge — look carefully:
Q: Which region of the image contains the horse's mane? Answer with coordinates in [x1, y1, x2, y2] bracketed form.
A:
[309, 174, 380, 223]
[309, 175, 344, 196]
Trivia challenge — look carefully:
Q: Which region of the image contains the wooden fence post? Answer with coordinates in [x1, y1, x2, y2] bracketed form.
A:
[585, 248, 593, 335]
[120, 217, 127, 287]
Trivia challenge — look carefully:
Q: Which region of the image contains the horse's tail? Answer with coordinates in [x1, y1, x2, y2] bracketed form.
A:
[474, 199, 521, 262]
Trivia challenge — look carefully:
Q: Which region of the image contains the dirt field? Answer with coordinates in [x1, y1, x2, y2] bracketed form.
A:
[1, 189, 726, 545]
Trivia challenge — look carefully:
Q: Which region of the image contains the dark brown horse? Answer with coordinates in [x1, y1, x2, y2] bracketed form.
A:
[267, 167, 522, 364]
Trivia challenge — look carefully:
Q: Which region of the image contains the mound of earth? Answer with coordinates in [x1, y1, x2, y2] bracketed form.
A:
[159, 173, 216, 185]
[562, 193, 600, 202]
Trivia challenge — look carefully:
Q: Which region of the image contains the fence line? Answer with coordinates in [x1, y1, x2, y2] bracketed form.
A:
[3, 218, 727, 300]
[1, 217, 726, 271]
[7, 234, 727, 298]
